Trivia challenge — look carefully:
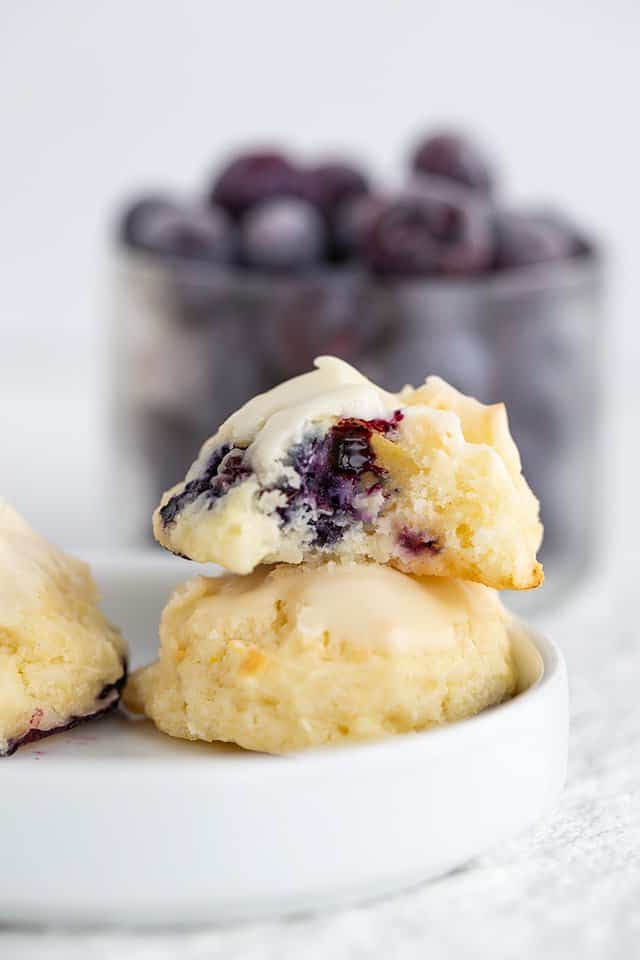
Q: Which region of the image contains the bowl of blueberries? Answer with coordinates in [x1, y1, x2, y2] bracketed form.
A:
[112, 130, 602, 608]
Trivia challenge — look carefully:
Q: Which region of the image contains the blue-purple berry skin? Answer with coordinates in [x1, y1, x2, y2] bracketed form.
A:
[493, 211, 574, 269]
[161, 415, 403, 551]
[301, 161, 369, 219]
[365, 187, 493, 277]
[2, 662, 127, 757]
[120, 195, 235, 263]
[334, 193, 387, 259]
[160, 444, 253, 527]
[528, 208, 594, 258]
[365, 198, 439, 276]
[120, 195, 175, 247]
[412, 131, 494, 194]
[241, 197, 327, 272]
[398, 527, 440, 555]
[210, 150, 302, 218]
[280, 415, 402, 547]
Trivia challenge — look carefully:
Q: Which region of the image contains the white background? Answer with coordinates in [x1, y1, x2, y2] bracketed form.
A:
[1, 7, 638, 955]
[1, 0, 638, 557]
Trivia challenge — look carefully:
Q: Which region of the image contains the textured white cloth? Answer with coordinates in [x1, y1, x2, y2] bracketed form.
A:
[2, 576, 638, 960]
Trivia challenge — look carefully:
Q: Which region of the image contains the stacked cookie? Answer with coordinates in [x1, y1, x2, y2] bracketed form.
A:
[126, 357, 543, 752]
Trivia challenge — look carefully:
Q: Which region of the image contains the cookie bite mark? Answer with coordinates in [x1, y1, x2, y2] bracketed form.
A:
[151, 357, 543, 589]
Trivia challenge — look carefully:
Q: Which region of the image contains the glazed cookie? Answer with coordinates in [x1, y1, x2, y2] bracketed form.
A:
[0, 500, 126, 756]
[153, 357, 542, 590]
[124, 561, 517, 754]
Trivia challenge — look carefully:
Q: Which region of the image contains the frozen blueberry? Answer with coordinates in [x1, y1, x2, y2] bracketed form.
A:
[412, 131, 494, 194]
[493, 211, 574, 269]
[408, 170, 485, 206]
[334, 193, 387, 259]
[364, 197, 438, 276]
[301, 161, 370, 220]
[119, 195, 175, 247]
[416, 181, 493, 275]
[528, 208, 594, 258]
[241, 197, 327, 272]
[119, 195, 235, 263]
[365, 188, 493, 277]
[210, 150, 302, 218]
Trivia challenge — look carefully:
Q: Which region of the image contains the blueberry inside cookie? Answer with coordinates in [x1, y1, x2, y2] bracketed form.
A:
[154, 356, 542, 590]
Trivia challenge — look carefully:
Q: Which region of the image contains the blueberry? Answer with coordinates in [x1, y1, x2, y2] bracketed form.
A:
[301, 161, 369, 219]
[493, 211, 574, 269]
[241, 197, 327, 272]
[2, 663, 127, 757]
[334, 193, 387, 259]
[330, 424, 376, 476]
[528, 208, 594, 258]
[365, 187, 493, 277]
[119, 195, 235, 263]
[278, 414, 402, 548]
[409, 171, 484, 207]
[119, 195, 175, 247]
[210, 150, 302, 218]
[328, 416, 401, 477]
[211, 449, 252, 495]
[311, 515, 345, 547]
[412, 131, 493, 193]
[160, 443, 234, 526]
[418, 178, 494, 273]
[398, 527, 440, 555]
[364, 198, 438, 276]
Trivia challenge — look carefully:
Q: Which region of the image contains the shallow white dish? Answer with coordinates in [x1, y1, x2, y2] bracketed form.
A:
[1, 555, 568, 927]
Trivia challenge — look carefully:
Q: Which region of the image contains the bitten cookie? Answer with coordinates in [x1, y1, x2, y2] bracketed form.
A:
[153, 356, 542, 590]
[124, 561, 517, 754]
[0, 500, 126, 756]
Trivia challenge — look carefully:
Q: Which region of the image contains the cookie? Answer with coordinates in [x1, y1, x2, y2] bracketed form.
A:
[124, 561, 516, 753]
[0, 500, 126, 756]
[153, 356, 542, 590]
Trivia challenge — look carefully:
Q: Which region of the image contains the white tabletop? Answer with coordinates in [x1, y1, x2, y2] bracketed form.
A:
[2, 572, 636, 960]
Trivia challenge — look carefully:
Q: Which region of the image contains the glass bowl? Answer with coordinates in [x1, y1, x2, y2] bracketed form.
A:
[110, 251, 602, 609]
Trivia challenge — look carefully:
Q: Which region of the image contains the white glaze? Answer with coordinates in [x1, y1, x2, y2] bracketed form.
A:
[188, 357, 398, 485]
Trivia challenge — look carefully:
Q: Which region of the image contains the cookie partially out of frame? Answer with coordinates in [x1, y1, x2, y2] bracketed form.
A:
[0, 500, 126, 756]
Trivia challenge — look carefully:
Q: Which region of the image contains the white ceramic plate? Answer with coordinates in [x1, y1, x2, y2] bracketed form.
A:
[0, 555, 568, 927]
